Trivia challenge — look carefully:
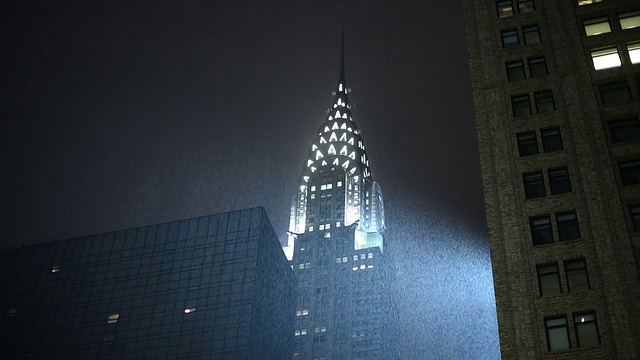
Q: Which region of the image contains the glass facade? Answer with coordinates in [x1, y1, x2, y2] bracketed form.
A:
[0, 207, 295, 359]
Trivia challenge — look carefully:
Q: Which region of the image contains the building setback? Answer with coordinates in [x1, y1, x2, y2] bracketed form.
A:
[463, 0, 640, 358]
[0, 207, 295, 359]
[282, 35, 396, 360]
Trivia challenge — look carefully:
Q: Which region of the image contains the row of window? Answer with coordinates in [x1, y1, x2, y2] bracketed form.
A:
[506, 56, 547, 81]
[583, 10, 640, 36]
[530, 211, 580, 246]
[502, 24, 541, 48]
[523, 167, 571, 199]
[517, 128, 563, 156]
[591, 44, 640, 70]
[545, 312, 599, 351]
[537, 258, 589, 296]
[496, 0, 534, 18]
[511, 90, 555, 117]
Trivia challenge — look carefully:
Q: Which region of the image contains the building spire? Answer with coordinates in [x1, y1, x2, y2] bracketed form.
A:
[340, 29, 345, 79]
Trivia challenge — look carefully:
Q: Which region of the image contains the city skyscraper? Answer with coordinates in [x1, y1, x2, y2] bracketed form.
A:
[283, 35, 395, 359]
[463, 0, 640, 358]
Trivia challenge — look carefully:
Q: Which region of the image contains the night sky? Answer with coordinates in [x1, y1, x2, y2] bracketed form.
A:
[4, 1, 499, 358]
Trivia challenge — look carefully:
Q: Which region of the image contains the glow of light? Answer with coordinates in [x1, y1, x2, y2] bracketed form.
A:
[629, 43, 640, 64]
[591, 48, 621, 70]
[184, 308, 196, 314]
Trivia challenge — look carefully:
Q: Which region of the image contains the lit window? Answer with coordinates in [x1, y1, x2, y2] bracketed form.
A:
[311, 194, 316, 199]
[302, 309, 309, 315]
[360, 254, 366, 260]
[512, 94, 531, 117]
[337, 181, 342, 187]
[620, 159, 640, 185]
[565, 259, 590, 291]
[353, 255, 358, 261]
[319, 224, 325, 230]
[557, 212, 580, 241]
[528, 56, 547, 77]
[299, 263, 305, 269]
[545, 316, 571, 351]
[107, 314, 120, 324]
[578, 0, 601, 5]
[367, 253, 373, 259]
[609, 118, 640, 143]
[599, 80, 632, 105]
[352, 266, 358, 271]
[619, 10, 640, 30]
[534, 91, 555, 113]
[360, 264, 365, 269]
[336, 222, 341, 227]
[309, 226, 314, 232]
[506, 60, 525, 81]
[6, 307, 17, 318]
[51, 266, 60, 273]
[574, 313, 600, 348]
[541, 128, 563, 152]
[305, 263, 311, 268]
[628, 43, 640, 64]
[295, 330, 301, 336]
[591, 47, 621, 70]
[301, 329, 307, 335]
[537, 263, 561, 296]
[531, 216, 553, 245]
[583, 17, 611, 36]
[548, 168, 571, 195]
[501, 29, 519, 48]
[311, 186, 316, 192]
[517, 0, 534, 14]
[523, 172, 545, 199]
[184, 307, 196, 314]
[523, 24, 541, 44]
[497, 0, 513, 18]
[327, 183, 332, 190]
[517, 132, 539, 156]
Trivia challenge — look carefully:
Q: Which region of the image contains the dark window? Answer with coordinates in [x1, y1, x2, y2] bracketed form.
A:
[535, 91, 555, 113]
[541, 128, 563, 152]
[523, 24, 541, 44]
[564, 259, 589, 291]
[548, 168, 571, 195]
[497, 0, 514, 18]
[608, 118, 640, 143]
[512, 94, 531, 117]
[502, 29, 520, 48]
[531, 216, 553, 245]
[545, 316, 571, 351]
[537, 263, 561, 296]
[574, 313, 600, 348]
[518, 0, 534, 13]
[523, 172, 546, 199]
[599, 80, 632, 105]
[557, 212, 580, 241]
[620, 159, 640, 185]
[631, 205, 640, 232]
[506, 60, 526, 81]
[529, 56, 548, 77]
[517, 132, 539, 156]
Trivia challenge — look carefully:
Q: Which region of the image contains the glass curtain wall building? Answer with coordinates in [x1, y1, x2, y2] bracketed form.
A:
[0, 207, 295, 359]
[283, 35, 396, 360]
[463, 0, 640, 358]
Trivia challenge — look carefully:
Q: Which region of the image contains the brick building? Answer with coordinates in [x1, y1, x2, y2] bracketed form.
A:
[463, 0, 640, 358]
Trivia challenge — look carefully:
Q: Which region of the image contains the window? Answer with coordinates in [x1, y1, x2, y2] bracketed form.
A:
[628, 43, 640, 64]
[512, 94, 531, 117]
[608, 118, 640, 143]
[529, 56, 548, 77]
[523, 25, 541, 44]
[591, 47, 622, 70]
[620, 159, 640, 185]
[545, 316, 571, 351]
[523, 172, 545, 199]
[531, 216, 553, 245]
[534, 91, 555, 113]
[502, 29, 520, 48]
[518, 0, 534, 14]
[619, 10, 640, 30]
[599, 80, 632, 104]
[541, 128, 563, 152]
[583, 17, 611, 36]
[557, 212, 580, 241]
[578, 0, 601, 5]
[497, 0, 514, 18]
[537, 263, 561, 296]
[107, 314, 120, 324]
[549, 168, 571, 195]
[574, 313, 600, 348]
[517, 132, 539, 156]
[565, 259, 590, 291]
[630, 205, 640, 231]
[51, 266, 60, 273]
[506, 60, 525, 81]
